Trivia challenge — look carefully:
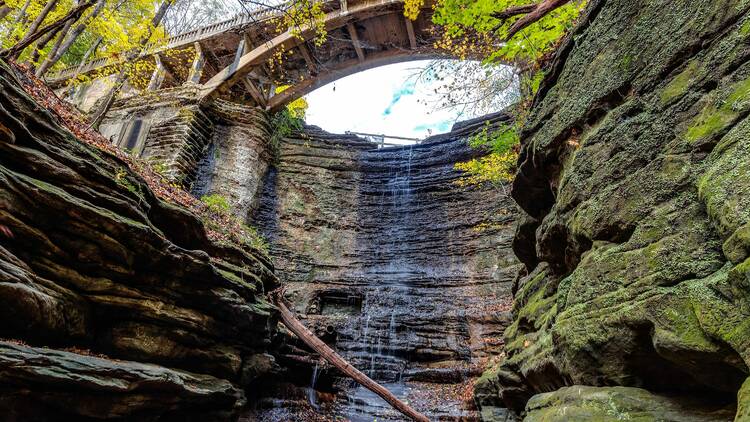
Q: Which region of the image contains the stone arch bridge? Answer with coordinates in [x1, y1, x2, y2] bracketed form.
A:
[50, 0, 447, 113]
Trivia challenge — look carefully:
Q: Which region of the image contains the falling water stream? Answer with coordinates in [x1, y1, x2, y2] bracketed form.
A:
[334, 144, 472, 421]
[249, 122, 518, 421]
[308, 363, 320, 410]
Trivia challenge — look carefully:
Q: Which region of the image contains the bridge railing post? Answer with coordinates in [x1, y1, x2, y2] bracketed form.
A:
[186, 43, 205, 85]
[147, 55, 167, 91]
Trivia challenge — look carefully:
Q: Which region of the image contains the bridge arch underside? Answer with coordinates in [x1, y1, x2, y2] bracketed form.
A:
[201, 0, 454, 111]
[49, 0, 476, 114]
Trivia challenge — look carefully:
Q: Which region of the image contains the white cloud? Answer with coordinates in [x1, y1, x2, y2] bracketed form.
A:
[304, 61, 462, 140]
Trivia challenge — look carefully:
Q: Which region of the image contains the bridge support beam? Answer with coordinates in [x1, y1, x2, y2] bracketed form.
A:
[243, 77, 268, 108]
[346, 23, 365, 63]
[148, 55, 168, 91]
[187, 42, 206, 84]
[404, 17, 417, 49]
[230, 38, 248, 74]
[298, 43, 318, 75]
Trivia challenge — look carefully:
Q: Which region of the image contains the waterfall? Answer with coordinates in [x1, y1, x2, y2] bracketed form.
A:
[388, 311, 396, 347]
[308, 363, 320, 410]
[249, 121, 517, 420]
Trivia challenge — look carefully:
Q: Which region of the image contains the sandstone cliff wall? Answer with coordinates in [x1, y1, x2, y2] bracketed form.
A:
[476, 0, 750, 420]
[0, 61, 279, 421]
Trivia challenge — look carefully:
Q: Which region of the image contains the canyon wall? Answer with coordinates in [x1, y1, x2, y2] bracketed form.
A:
[252, 116, 522, 419]
[476, 0, 750, 420]
[0, 61, 281, 420]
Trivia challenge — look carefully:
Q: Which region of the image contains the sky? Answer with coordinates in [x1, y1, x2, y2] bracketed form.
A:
[304, 61, 466, 141]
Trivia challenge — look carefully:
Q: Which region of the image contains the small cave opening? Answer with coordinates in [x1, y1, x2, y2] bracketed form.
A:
[308, 291, 363, 317]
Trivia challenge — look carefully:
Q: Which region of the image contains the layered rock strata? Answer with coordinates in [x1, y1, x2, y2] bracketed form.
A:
[477, 0, 750, 419]
[252, 116, 521, 419]
[192, 99, 272, 219]
[0, 61, 279, 420]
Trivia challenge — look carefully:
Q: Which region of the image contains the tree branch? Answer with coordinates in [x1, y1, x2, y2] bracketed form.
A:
[492, 4, 537, 20]
[0, 5, 11, 21]
[505, 0, 572, 40]
[1, 0, 96, 60]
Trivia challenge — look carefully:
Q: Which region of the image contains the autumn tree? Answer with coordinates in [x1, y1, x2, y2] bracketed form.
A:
[89, 0, 175, 129]
[414, 0, 588, 185]
[35, 0, 107, 76]
[0, 0, 166, 72]
[1, 0, 98, 60]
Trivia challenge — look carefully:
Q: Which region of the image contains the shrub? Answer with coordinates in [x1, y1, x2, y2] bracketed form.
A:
[201, 194, 231, 214]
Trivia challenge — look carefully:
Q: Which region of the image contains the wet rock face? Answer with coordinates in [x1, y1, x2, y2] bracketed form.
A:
[478, 0, 750, 418]
[252, 118, 521, 418]
[192, 100, 272, 219]
[0, 62, 278, 419]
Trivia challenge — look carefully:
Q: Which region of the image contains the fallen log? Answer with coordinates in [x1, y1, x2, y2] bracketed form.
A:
[270, 289, 430, 422]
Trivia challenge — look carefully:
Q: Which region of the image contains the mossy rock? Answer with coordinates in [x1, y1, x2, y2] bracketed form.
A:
[524, 386, 736, 422]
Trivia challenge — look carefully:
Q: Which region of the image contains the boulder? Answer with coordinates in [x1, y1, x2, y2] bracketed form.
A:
[525, 386, 736, 422]
[0, 341, 244, 421]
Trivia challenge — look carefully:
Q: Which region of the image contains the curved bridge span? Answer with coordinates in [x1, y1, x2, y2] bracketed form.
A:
[49, 0, 447, 111]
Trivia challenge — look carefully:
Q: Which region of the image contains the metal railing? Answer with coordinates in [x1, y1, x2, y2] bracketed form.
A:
[346, 131, 422, 147]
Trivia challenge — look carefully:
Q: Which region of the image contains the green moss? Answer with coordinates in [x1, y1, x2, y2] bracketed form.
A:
[28, 174, 149, 230]
[722, 222, 750, 263]
[216, 268, 258, 292]
[239, 224, 269, 254]
[660, 62, 698, 105]
[618, 54, 634, 72]
[728, 78, 750, 108]
[658, 302, 715, 349]
[518, 288, 558, 329]
[525, 386, 738, 422]
[741, 19, 750, 36]
[685, 106, 737, 142]
[737, 378, 750, 420]
[685, 77, 750, 142]
[115, 167, 142, 197]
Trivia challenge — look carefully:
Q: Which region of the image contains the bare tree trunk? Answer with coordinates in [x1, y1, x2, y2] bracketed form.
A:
[28, 21, 66, 68]
[6, 0, 32, 42]
[270, 290, 430, 422]
[13, 0, 32, 25]
[10, 0, 61, 59]
[0, 5, 12, 21]
[74, 35, 102, 75]
[2, 0, 96, 60]
[90, 0, 174, 130]
[37, 0, 106, 76]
